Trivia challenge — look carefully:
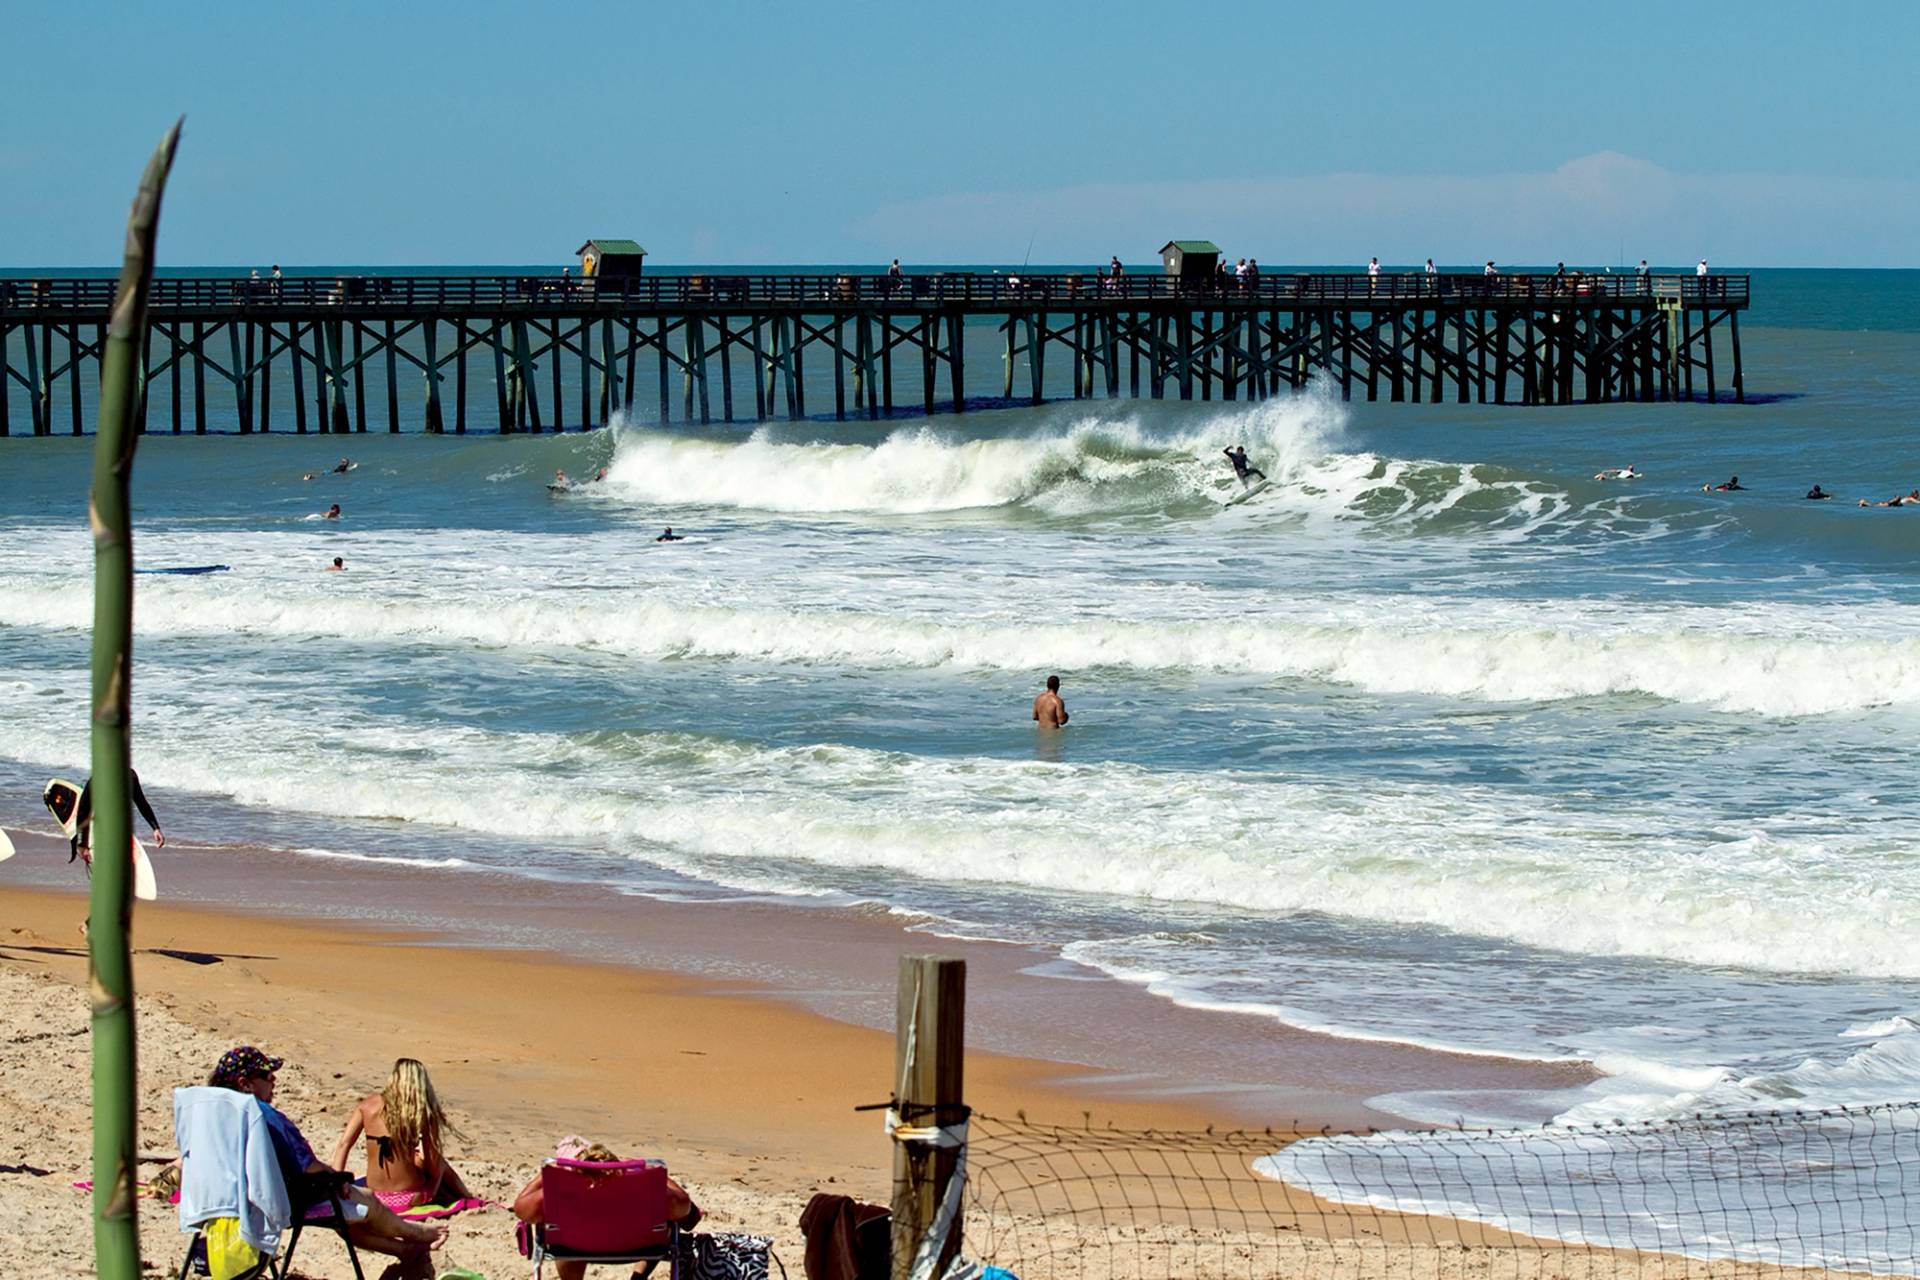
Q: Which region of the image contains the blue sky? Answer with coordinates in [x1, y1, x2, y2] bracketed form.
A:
[6, 0, 1916, 267]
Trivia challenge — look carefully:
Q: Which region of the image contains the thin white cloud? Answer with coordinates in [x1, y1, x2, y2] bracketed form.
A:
[853, 154, 1920, 267]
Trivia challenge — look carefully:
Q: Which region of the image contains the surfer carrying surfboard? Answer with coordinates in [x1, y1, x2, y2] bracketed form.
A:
[1224, 446, 1267, 485]
[69, 769, 166, 861]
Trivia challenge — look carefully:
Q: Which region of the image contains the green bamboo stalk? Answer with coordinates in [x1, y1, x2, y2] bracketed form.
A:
[89, 119, 180, 1280]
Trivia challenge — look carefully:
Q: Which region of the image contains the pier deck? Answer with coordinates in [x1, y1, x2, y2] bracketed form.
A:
[0, 271, 1748, 436]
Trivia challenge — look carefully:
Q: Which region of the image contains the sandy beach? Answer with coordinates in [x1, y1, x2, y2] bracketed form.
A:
[0, 818, 1608, 1280]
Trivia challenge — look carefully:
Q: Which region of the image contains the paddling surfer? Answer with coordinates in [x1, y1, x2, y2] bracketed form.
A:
[656, 527, 684, 542]
[1033, 675, 1069, 729]
[1223, 446, 1267, 485]
[1703, 476, 1745, 492]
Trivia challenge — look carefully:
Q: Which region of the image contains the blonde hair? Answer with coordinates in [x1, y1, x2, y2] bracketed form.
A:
[381, 1058, 462, 1164]
[577, 1142, 618, 1163]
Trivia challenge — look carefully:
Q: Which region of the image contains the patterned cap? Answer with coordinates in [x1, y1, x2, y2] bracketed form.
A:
[212, 1045, 283, 1086]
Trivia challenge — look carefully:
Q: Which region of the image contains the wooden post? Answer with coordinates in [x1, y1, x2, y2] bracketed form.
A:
[25, 319, 46, 434]
[352, 322, 367, 431]
[891, 956, 966, 1280]
[227, 322, 247, 433]
[423, 321, 444, 434]
[1028, 313, 1045, 405]
[0, 321, 10, 437]
[70, 323, 86, 435]
[834, 315, 847, 421]
[1730, 310, 1744, 404]
[192, 321, 207, 434]
[658, 317, 672, 424]
[290, 324, 306, 434]
[1002, 317, 1015, 399]
[717, 317, 733, 423]
[751, 318, 767, 422]
[552, 318, 566, 431]
[578, 318, 591, 429]
[949, 311, 965, 412]
[455, 328, 468, 433]
[386, 320, 400, 431]
[922, 315, 936, 417]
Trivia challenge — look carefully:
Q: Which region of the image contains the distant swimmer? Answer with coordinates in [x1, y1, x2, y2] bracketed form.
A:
[1702, 476, 1745, 492]
[326, 556, 345, 571]
[552, 469, 572, 489]
[333, 457, 355, 474]
[1806, 485, 1833, 500]
[322, 503, 341, 519]
[1860, 489, 1920, 508]
[301, 470, 320, 481]
[1223, 446, 1267, 484]
[593, 467, 608, 482]
[1032, 675, 1069, 729]
[1595, 464, 1641, 480]
[655, 527, 684, 542]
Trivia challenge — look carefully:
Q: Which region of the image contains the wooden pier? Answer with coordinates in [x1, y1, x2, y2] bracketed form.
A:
[0, 271, 1748, 436]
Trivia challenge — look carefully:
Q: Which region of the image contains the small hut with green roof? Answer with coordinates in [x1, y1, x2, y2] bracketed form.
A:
[1160, 240, 1221, 282]
[575, 239, 647, 280]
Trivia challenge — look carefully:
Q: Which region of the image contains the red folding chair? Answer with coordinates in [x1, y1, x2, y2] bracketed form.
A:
[519, 1158, 678, 1278]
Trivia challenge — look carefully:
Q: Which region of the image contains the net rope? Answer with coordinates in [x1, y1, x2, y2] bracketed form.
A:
[959, 1103, 1920, 1279]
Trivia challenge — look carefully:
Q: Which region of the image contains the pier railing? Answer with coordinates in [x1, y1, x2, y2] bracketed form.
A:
[0, 271, 1749, 313]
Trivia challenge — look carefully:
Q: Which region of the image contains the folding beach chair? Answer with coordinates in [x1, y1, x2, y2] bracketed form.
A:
[177, 1170, 368, 1280]
[173, 1086, 366, 1280]
[519, 1158, 679, 1279]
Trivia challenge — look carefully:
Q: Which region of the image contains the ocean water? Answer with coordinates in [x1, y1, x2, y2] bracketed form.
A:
[4, 267, 1920, 1258]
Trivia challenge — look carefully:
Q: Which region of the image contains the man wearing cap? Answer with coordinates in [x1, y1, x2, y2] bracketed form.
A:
[210, 1046, 449, 1266]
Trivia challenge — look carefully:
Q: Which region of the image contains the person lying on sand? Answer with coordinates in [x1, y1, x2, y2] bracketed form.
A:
[514, 1137, 700, 1280]
[1860, 489, 1920, 507]
[210, 1046, 449, 1266]
[329, 1057, 473, 1212]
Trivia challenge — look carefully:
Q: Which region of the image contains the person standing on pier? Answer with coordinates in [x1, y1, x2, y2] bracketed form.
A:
[1425, 258, 1437, 276]
[1484, 260, 1498, 276]
[1697, 259, 1709, 277]
[1367, 257, 1380, 293]
[1246, 259, 1260, 287]
[886, 259, 903, 294]
[1110, 255, 1124, 277]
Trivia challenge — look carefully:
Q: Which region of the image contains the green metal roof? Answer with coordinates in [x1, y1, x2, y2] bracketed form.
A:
[1162, 240, 1221, 254]
[576, 239, 647, 256]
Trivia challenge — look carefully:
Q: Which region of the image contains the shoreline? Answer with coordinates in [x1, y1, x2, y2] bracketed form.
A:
[0, 822, 1594, 1129]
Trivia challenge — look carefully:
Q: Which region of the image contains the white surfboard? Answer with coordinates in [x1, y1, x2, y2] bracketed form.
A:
[1225, 479, 1272, 507]
[43, 777, 158, 900]
[0, 827, 13, 863]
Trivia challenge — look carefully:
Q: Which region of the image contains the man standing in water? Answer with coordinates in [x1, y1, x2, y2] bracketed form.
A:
[1033, 675, 1069, 729]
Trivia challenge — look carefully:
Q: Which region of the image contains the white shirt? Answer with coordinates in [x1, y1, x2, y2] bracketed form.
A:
[1484, 264, 1497, 276]
[1697, 261, 1708, 276]
[1367, 261, 1380, 276]
[1424, 261, 1437, 275]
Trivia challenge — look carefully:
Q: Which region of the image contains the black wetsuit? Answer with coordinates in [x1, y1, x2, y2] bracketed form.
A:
[1224, 449, 1267, 483]
[72, 770, 161, 862]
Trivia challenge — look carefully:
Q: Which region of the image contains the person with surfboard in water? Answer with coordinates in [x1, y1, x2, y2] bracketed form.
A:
[1224, 446, 1267, 485]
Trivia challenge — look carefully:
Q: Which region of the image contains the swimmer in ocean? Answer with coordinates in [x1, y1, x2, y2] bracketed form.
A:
[1032, 674, 1069, 729]
[1223, 446, 1267, 485]
[1703, 475, 1746, 492]
[322, 503, 341, 519]
[553, 469, 571, 489]
[326, 556, 345, 571]
[1860, 489, 1920, 508]
[1595, 464, 1640, 480]
[655, 527, 683, 542]
[333, 457, 354, 473]
[1807, 484, 1832, 500]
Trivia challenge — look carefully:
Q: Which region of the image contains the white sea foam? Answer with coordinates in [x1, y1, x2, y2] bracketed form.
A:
[4, 574, 1918, 716]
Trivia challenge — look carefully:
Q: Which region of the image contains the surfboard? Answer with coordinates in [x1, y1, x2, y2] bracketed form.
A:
[1225, 479, 1272, 507]
[42, 777, 158, 901]
[136, 564, 231, 575]
[0, 827, 14, 863]
[547, 484, 574, 494]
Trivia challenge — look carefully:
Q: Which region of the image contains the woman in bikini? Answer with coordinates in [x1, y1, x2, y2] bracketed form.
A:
[330, 1058, 473, 1212]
